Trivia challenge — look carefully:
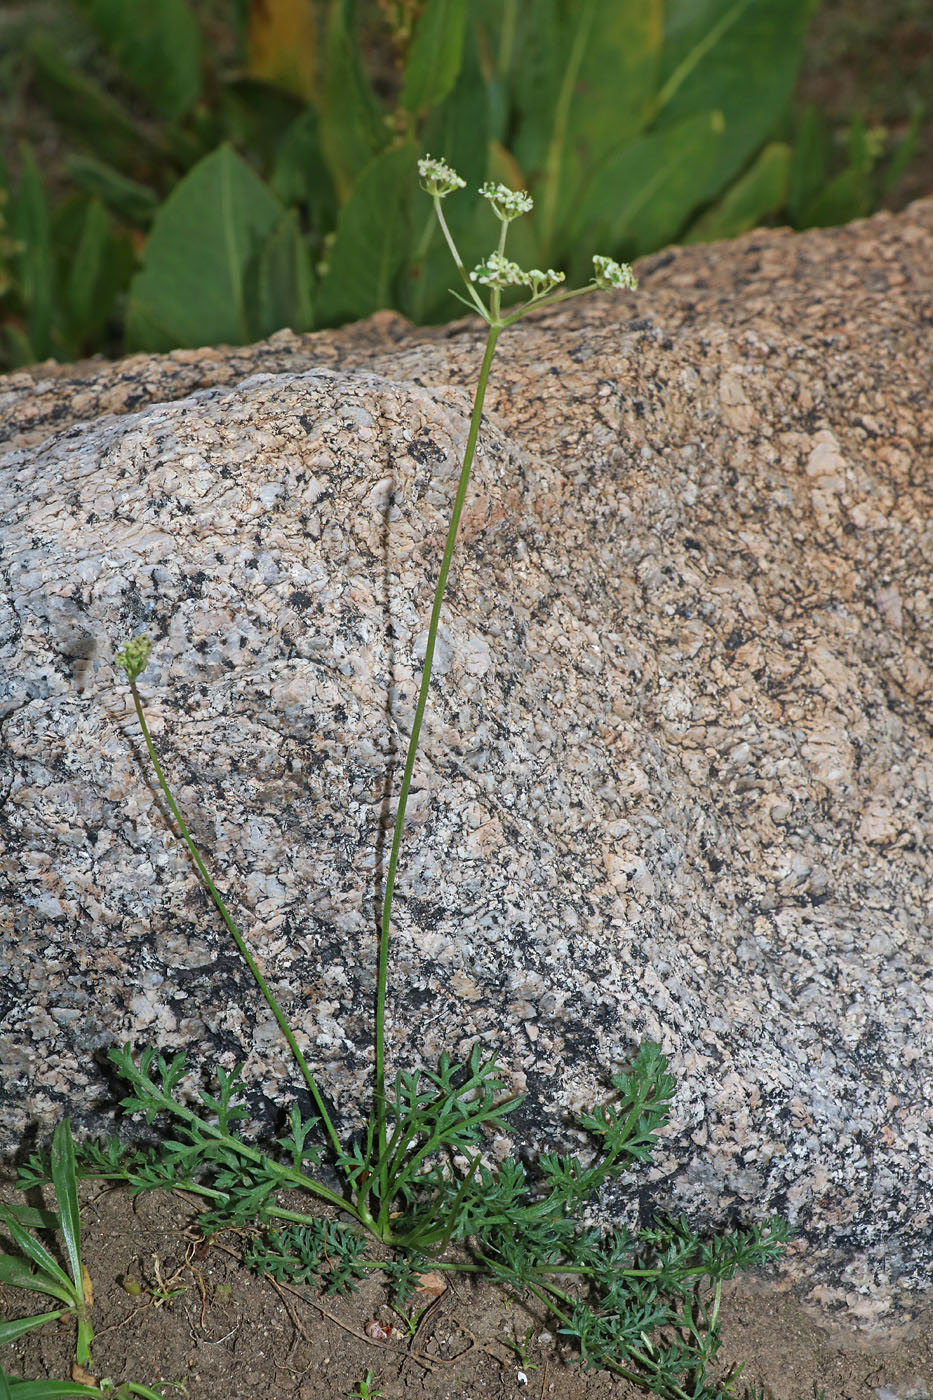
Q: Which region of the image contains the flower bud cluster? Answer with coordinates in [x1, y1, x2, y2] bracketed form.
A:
[116, 634, 154, 682]
[469, 252, 526, 289]
[591, 255, 638, 291]
[417, 155, 467, 198]
[522, 268, 565, 297]
[479, 181, 534, 223]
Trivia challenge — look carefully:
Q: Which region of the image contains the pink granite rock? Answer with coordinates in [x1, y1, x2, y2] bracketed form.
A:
[1, 198, 931, 1334]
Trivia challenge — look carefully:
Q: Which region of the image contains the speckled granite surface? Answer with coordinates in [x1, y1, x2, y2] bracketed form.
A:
[1, 199, 931, 1335]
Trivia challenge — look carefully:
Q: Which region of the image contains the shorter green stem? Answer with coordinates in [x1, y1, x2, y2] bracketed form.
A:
[498, 281, 600, 328]
[75, 1311, 93, 1368]
[167, 1177, 352, 1229]
[127, 680, 344, 1162]
[433, 197, 488, 317]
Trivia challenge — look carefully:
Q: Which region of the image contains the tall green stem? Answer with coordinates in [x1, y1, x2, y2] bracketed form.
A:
[126, 680, 344, 1161]
[374, 322, 501, 1153]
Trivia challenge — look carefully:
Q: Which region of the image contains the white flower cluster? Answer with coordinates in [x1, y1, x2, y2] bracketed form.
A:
[470, 256, 568, 297]
[416, 156, 639, 309]
[592, 255, 638, 291]
[522, 267, 565, 297]
[417, 154, 466, 198]
[480, 180, 534, 222]
[469, 252, 527, 289]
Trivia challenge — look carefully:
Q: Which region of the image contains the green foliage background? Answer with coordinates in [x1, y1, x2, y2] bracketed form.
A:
[0, 0, 924, 368]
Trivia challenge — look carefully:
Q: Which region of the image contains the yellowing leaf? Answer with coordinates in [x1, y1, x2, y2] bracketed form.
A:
[247, 0, 317, 102]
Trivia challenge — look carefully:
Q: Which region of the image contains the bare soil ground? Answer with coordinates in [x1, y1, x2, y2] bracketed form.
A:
[3, 1181, 933, 1400]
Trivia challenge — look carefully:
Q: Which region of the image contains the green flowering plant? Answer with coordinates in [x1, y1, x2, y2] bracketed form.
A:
[24, 158, 792, 1400]
[367, 155, 642, 1168]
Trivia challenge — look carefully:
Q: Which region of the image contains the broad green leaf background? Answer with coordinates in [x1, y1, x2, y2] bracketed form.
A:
[10, 145, 53, 361]
[688, 141, 792, 242]
[566, 110, 728, 270]
[315, 143, 416, 325]
[1, 0, 917, 367]
[126, 144, 286, 351]
[319, 0, 390, 200]
[72, 0, 203, 121]
[655, 0, 813, 200]
[510, 0, 664, 261]
[25, 32, 153, 174]
[400, 0, 468, 116]
[253, 209, 315, 336]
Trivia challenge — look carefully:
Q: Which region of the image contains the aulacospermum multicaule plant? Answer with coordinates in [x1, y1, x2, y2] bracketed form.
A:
[18, 158, 790, 1400]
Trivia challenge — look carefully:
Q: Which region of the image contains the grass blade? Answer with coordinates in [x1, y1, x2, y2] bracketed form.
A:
[0, 1205, 59, 1233]
[0, 1312, 66, 1347]
[49, 1120, 82, 1297]
[0, 1214, 73, 1299]
[3, 1384, 105, 1398]
[0, 1254, 73, 1306]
